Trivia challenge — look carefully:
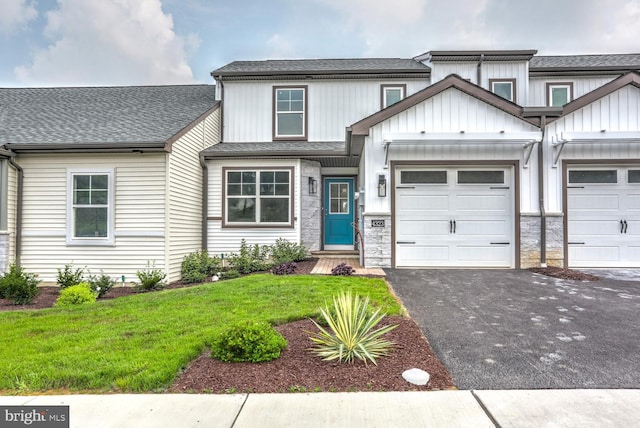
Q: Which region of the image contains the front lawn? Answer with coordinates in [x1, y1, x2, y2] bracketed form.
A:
[0, 275, 401, 393]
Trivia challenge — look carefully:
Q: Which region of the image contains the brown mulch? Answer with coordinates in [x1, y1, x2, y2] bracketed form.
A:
[528, 266, 601, 281]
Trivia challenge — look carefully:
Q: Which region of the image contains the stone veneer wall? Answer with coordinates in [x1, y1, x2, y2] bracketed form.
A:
[520, 214, 564, 268]
[300, 160, 321, 252]
[0, 233, 8, 273]
[362, 214, 391, 268]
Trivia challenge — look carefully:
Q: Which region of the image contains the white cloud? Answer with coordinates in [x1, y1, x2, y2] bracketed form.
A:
[0, 0, 37, 35]
[15, 0, 197, 86]
[265, 34, 296, 59]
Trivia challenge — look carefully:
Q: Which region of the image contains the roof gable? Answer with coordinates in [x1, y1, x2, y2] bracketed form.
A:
[350, 74, 537, 136]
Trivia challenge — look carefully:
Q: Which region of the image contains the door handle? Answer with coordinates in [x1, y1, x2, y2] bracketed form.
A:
[449, 220, 453, 234]
[396, 241, 416, 245]
[453, 220, 456, 234]
[621, 220, 624, 234]
[624, 220, 628, 234]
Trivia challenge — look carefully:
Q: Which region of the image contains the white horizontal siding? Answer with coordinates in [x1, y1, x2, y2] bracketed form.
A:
[16, 153, 167, 282]
[6, 164, 17, 264]
[528, 76, 618, 106]
[223, 79, 429, 142]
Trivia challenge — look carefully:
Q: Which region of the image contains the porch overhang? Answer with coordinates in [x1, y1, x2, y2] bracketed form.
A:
[552, 131, 640, 167]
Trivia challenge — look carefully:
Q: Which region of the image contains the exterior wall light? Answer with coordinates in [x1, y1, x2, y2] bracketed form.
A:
[378, 174, 387, 197]
[308, 177, 317, 194]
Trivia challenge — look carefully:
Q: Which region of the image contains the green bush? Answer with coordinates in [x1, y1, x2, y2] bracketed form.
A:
[309, 291, 396, 365]
[227, 239, 272, 274]
[0, 264, 40, 305]
[87, 271, 116, 298]
[270, 238, 307, 264]
[55, 283, 97, 307]
[56, 263, 85, 289]
[134, 262, 166, 291]
[181, 251, 222, 284]
[219, 269, 240, 280]
[211, 321, 287, 363]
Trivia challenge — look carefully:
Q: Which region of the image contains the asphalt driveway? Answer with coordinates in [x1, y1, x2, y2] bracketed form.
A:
[386, 269, 640, 390]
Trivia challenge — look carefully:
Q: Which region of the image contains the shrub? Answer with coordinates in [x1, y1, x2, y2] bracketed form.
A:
[331, 263, 355, 276]
[219, 269, 240, 280]
[134, 262, 166, 291]
[55, 283, 97, 306]
[86, 271, 116, 298]
[308, 291, 396, 365]
[211, 321, 287, 363]
[270, 238, 307, 264]
[181, 251, 222, 284]
[272, 262, 298, 275]
[227, 239, 272, 274]
[0, 264, 40, 305]
[56, 263, 85, 288]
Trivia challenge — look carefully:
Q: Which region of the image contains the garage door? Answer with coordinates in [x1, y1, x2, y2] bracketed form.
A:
[567, 167, 640, 267]
[395, 167, 515, 268]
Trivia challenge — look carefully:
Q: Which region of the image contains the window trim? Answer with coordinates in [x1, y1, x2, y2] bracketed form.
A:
[380, 84, 406, 109]
[66, 169, 115, 246]
[222, 167, 295, 228]
[273, 86, 308, 141]
[546, 82, 574, 107]
[489, 78, 517, 103]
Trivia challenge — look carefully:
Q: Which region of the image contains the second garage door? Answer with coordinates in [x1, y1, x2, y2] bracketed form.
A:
[395, 167, 515, 268]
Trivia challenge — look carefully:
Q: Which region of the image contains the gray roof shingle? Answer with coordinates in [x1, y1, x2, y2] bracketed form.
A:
[530, 53, 640, 70]
[211, 58, 430, 76]
[203, 141, 346, 156]
[0, 85, 218, 148]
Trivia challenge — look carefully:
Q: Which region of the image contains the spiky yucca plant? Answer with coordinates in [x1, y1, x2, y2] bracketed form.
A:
[308, 291, 396, 365]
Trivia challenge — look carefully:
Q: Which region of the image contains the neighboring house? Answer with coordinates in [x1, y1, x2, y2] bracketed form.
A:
[0, 85, 220, 282]
[208, 50, 640, 270]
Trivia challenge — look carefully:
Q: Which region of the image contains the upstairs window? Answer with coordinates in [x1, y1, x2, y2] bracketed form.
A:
[381, 84, 406, 108]
[67, 169, 114, 245]
[490, 79, 516, 103]
[547, 83, 573, 106]
[274, 86, 307, 140]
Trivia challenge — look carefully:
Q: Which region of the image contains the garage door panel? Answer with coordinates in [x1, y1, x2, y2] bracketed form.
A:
[397, 245, 450, 264]
[455, 194, 509, 212]
[570, 246, 621, 264]
[569, 220, 622, 235]
[456, 245, 511, 266]
[397, 194, 449, 211]
[626, 194, 640, 211]
[568, 194, 620, 211]
[457, 220, 510, 236]
[397, 220, 449, 236]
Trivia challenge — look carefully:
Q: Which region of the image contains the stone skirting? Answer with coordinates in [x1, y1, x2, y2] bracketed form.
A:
[362, 214, 391, 268]
[520, 213, 564, 268]
[300, 160, 321, 252]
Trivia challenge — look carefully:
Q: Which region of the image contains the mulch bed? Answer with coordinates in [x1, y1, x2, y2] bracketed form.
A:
[528, 266, 601, 281]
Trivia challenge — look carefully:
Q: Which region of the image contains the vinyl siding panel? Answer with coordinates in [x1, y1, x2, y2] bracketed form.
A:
[166, 107, 221, 282]
[206, 158, 300, 256]
[529, 76, 618, 106]
[429, 62, 478, 84]
[481, 62, 529, 105]
[17, 153, 167, 283]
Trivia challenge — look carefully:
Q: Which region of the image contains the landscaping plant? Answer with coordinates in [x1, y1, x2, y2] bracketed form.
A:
[331, 263, 355, 276]
[0, 263, 40, 305]
[56, 263, 85, 288]
[272, 262, 298, 275]
[55, 283, 97, 306]
[211, 321, 287, 363]
[86, 271, 116, 298]
[134, 261, 166, 291]
[309, 290, 396, 365]
[270, 238, 307, 264]
[219, 269, 240, 280]
[181, 250, 222, 284]
[227, 239, 272, 274]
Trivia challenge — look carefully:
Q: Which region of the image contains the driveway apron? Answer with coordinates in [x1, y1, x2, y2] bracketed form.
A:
[386, 269, 640, 389]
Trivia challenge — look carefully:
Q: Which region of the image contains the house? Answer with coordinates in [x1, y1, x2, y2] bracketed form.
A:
[2, 50, 640, 283]
[0, 85, 220, 282]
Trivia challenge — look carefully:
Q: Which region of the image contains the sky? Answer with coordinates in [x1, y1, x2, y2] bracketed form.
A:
[1, 0, 639, 87]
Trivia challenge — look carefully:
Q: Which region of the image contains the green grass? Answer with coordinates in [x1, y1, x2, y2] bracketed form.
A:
[0, 274, 401, 394]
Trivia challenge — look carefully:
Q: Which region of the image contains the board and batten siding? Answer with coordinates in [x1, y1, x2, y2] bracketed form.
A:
[206, 158, 301, 256]
[528, 76, 618, 106]
[17, 153, 167, 283]
[363, 87, 540, 215]
[166, 107, 221, 282]
[544, 85, 640, 213]
[223, 79, 429, 143]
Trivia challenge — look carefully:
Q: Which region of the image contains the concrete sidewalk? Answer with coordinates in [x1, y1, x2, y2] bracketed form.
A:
[4, 389, 640, 427]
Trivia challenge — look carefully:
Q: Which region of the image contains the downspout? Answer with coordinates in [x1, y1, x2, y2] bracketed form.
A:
[5, 154, 23, 266]
[538, 116, 547, 267]
[199, 153, 208, 251]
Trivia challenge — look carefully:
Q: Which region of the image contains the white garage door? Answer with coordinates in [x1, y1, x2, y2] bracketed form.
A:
[567, 167, 640, 267]
[395, 167, 515, 268]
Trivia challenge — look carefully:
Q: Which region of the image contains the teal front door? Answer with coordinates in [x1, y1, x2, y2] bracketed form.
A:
[323, 177, 354, 249]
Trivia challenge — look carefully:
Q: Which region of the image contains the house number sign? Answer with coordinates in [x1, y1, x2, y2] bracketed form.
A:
[371, 220, 385, 228]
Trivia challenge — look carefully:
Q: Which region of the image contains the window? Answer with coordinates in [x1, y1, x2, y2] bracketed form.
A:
[489, 79, 516, 103]
[67, 169, 114, 245]
[400, 170, 447, 184]
[224, 168, 293, 226]
[458, 170, 505, 184]
[329, 183, 350, 214]
[546, 83, 573, 106]
[568, 170, 617, 184]
[629, 170, 640, 183]
[0, 160, 7, 231]
[274, 86, 307, 140]
[381, 84, 406, 108]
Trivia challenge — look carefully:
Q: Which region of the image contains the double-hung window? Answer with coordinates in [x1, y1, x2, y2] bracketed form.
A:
[547, 82, 573, 106]
[381, 84, 406, 108]
[274, 86, 307, 140]
[489, 79, 516, 103]
[67, 169, 114, 245]
[224, 168, 293, 226]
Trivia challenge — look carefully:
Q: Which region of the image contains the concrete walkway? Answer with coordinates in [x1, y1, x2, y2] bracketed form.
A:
[4, 390, 640, 427]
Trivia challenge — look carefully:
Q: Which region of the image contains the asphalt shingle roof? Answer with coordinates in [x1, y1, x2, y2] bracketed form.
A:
[212, 58, 430, 76]
[203, 141, 346, 156]
[0, 85, 218, 148]
[530, 53, 640, 70]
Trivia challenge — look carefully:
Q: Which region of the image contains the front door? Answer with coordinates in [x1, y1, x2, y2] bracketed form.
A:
[323, 177, 354, 250]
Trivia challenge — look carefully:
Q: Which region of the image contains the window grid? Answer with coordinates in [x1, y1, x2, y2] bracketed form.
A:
[329, 183, 350, 214]
[225, 169, 292, 225]
[274, 87, 306, 140]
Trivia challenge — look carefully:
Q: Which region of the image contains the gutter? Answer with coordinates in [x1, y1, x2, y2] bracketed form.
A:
[0, 150, 23, 267]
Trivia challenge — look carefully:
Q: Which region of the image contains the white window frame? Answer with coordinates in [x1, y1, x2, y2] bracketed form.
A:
[381, 84, 406, 108]
[273, 86, 307, 140]
[547, 82, 573, 106]
[66, 169, 115, 246]
[490, 79, 516, 103]
[223, 168, 293, 227]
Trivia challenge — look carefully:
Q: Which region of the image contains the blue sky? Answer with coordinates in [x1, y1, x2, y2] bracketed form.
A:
[1, 0, 639, 87]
